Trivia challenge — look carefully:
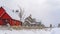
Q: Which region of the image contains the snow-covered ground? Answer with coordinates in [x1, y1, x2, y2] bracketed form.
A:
[0, 28, 60, 34]
[51, 28, 60, 34]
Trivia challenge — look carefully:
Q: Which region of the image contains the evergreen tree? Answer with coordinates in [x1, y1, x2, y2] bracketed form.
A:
[50, 24, 52, 28]
[58, 24, 60, 27]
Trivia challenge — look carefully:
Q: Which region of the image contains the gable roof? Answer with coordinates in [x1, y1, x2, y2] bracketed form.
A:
[0, 7, 11, 19]
[2, 6, 20, 21]
[0, 7, 5, 17]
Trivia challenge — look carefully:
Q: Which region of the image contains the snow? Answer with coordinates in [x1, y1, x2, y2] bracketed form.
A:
[3, 6, 20, 21]
[51, 28, 60, 34]
[0, 29, 51, 34]
[0, 28, 60, 34]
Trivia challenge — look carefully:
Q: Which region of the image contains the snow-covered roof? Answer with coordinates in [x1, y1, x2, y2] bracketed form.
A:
[3, 6, 20, 21]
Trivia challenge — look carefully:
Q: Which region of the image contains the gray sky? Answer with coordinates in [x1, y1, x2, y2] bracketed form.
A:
[0, 0, 60, 27]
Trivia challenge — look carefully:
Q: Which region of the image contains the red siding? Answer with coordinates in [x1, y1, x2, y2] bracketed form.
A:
[2, 13, 11, 19]
[0, 20, 3, 25]
[0, 7, 5, 17]
[9, 19, 22, 26]
[0, 19, 8, 25]
[0, 7, 11, 19]
[0, 7, 22, 26]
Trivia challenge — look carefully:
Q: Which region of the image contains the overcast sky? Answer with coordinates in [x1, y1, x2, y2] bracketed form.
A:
[0, 0, 60, 27]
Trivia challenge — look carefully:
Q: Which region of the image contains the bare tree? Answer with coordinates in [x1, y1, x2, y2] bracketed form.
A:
[18, 6, 24, 22]
[16, 10, 19, 12]
[12, 10, 14, 12]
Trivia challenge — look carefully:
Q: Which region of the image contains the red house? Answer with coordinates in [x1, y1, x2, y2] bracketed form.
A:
[0, 7, 22, 26]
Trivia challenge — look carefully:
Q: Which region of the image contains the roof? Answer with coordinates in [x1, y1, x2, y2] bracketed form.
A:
[3, 6, 20, 21]
[0, 7, 5, 17]
[0, 7, 11, 19]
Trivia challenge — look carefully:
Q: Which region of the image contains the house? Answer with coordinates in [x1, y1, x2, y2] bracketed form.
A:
[0, 6, 22, 26]
[23, 15, 42, 26]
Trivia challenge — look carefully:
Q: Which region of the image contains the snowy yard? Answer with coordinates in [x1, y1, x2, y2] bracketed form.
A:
[0, 28, 60, 34]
